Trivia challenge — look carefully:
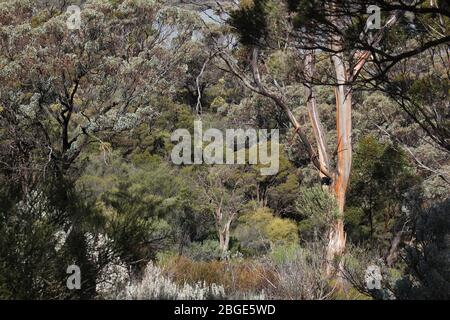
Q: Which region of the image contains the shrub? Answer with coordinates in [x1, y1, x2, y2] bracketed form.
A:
[265, 243, 333, 300]
[183, 240, 223, 261]
[234, 207, 299, 255]
[341, 245, 393, 300]
[395, 199, 450, 299]
[160, 256, 271, 298]
[342, 200, 450, 300]
[270, 244, 300, 265]
[115, 263, 226, 300]
[296, 186, 337, 220]
[295, 186, 338, 241]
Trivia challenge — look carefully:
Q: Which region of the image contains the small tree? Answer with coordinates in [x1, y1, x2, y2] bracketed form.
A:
[196, 166, 246, 256]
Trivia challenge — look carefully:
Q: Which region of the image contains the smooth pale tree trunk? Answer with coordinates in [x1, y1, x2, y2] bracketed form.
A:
[304, 50, 350, 275]
[322, 10, 399, 275]
[304, 51, 330, 179]
[216, 208, 233, 257]
[326, 50, 353, 275]
[218, 220, 232, 256]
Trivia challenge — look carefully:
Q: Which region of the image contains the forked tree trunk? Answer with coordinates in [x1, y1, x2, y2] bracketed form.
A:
[305, 49, 351, 275]
[218, 220, 232, 256]
[304, 51, 330, 177]
[323, 9, 399, 274]
[304, 10, 398, 277]
[216, 205, 233, 257]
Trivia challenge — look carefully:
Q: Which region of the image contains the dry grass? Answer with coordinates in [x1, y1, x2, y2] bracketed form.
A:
[160, 256, 276, 296]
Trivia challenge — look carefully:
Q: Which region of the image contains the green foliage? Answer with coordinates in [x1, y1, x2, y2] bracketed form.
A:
[78, 151, 210, 270]
[0, 190, 64, 299]
[346, 135, 419, 247]
[238, 145, 300, 216]
[267, 173, 300, 216]
[234, 207, 298, 255]
[183, 240, 223, 262]
[229, 0, 270, 46]
[269, 244, 300, 265]
[288, 0, 326, 29]
[0, 179, 106, 299]
[295, 186, 338, 241]
[266, 51, 291, 81]
[395, 200, 450, 299]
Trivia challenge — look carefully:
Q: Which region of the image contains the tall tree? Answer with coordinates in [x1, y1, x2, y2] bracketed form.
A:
[209, 0, 448, 274]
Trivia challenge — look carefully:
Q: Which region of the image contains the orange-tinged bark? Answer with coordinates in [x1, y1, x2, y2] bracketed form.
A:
[325, 45, 353, 274]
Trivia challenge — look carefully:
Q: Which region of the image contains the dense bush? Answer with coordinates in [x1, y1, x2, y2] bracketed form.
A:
[295, 186, 337, 242]
[265, 243, 333, 300]
[394, 200, 450, 299]
[234, 207, 299, 255]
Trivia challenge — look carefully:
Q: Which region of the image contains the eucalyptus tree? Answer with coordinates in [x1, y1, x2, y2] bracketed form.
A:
[195, 166, 246, 256]
[208, 0, 448, 274]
